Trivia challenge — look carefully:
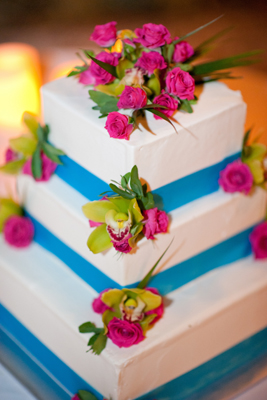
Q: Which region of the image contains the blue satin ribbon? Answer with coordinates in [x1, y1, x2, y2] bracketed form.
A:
[1, 303, 267, 400]
[55, 152, 241, 213]
[26, 212, 254, 296]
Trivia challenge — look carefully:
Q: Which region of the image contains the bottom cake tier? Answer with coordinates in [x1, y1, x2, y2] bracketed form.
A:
[1, 237, 267, 400]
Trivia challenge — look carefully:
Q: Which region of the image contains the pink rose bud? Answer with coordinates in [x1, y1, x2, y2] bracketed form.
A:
[107, 317, 144, 348]
[145, 287, 164, 323]
[250, 222, 267, 259]
[22, 152, 57, 182]
[134, 23, 171, 49]
[135, 51, 167, 76]
[142, 208, 169, 240]
[152, 93, 179, 120]
[4, 216, 34, 248]
[92, 289, 111, 314]
[219, 160, 254, 195]
[104, 112, 133, 140]
[78, 67, 96, 86]
[117, 86, 147, 110]
[5, 148, 19, 163]
[90, 21, 117, 47]
[166, 67, 195, 100]
[90, 51, 120, 85]
[173, 40, 194, 63]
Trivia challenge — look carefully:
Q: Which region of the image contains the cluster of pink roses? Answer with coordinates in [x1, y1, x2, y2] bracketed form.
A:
[76, 21, 196, 140]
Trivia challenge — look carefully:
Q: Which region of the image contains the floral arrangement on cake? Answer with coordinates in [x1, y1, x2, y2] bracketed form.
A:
[0, 112, 65, 181]
[68, 18, 260, 140]
[0, 198, 34, 248]
[82, 165, 168, 254]
[79, 244, 170, 354]
[219, 128, 267, 259]
[72, 391, 108, 400]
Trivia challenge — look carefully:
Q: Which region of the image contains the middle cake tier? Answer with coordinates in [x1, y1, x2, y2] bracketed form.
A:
[18, 174, 267, 295]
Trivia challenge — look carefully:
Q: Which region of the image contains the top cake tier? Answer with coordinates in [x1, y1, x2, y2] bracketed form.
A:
[42, 78, 246, 199]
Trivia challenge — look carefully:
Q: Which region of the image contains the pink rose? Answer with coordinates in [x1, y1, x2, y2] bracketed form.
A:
[22, 152, 57, 182]
[71, 395, 80, 400]
[90, 21, 117, 47]
[104, 112, 133, 140]
[166, 67, 195, 100]
[134, 23, 171, 49]
[107, 318, 144, 348]
[112, 235, 132, 254]
[3, 216, 34, 248]
[92, 289, 111, 314]
[173, 40, 194, 63]
[135, 51, 167, 76]
[250, 222, 267, 259]
[90, 51, 120, 86]
[117, 86, 147, 110]
[219, 160, 254, 195]
[78, 67, 96, 85]
[145, 287, 164, 323]
[152, 93, 179, 120]
[5, 148, 19, 163]
[142, 208, 169, 240]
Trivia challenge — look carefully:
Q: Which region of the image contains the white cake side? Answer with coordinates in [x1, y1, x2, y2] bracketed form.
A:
[17, 174, 267, 287]
[41, 78, 246, 191]
[1, 237, 267, 399]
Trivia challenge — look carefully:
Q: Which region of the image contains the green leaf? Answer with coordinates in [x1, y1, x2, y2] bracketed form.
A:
[0, 198, 23, 232]
[79, 322, 104, 334]
[130, 165, 143, 197]
[82, 200, 118, 222]
[83, 49, 95, 59]
[146, 109, 177, 133]
[0, 158, 26, 175]
[138, 239, 173, 289]
[89, 90, 119, 114]
[146, 73, 161, 96]
[87, 223, 112, 254]
[36, 124, 45, 142]
[179, 99, 193, 113]
[88, 55, 118, 78]
[141, 192, 155, 210]
[90, 331, 107, 355]
[192, 50, 263, 76]
[9, 136, 37, 157]
[78, 390, 98, 400]
[41, 142, 65, 165]
[130, 222, 143, 236]
[139, 314, 157, 332]
[173, 15, 224, 44]
[109, 184, 135, 199]
[67, 65, 88, 77]
[31, 144, 42, 179]
[23, 112, 39, 139]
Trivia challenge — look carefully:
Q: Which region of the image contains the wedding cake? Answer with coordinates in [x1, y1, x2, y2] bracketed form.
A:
[1, 20, 267, 400]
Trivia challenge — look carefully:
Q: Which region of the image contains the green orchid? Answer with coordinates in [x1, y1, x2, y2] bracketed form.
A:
[82, 196, 143, 254]
[0, 199, 23, 232]
[242, 128, 267, 186]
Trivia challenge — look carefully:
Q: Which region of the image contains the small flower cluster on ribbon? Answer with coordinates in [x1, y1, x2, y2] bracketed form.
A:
[219, 128, 267, 259]
[0, 198, 34, 248]
[68, 19, 260, 140]
[78, 243, 171, 355]
[82, 165, 168, 254]
[0, 112, 65, 181]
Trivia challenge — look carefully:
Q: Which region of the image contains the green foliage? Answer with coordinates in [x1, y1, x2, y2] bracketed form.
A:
[109, 165, 155, 210]
[179, 99, 193, 113]
[0, 159, 26, 175]
[9, 136, 37, 157]
[146, 108, 177, 133]
[88, 55, 118, 79]
[42, 142, 65, 165]
[89, 90, 119, 116]
[77, 390, 98, 400]
[31, 144, 42, 179]
[79, 323, 107, 355]
[67, 65, 88, 77]
[79, 322, 104, 334]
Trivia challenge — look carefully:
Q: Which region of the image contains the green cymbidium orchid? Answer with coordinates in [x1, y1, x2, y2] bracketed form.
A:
[101, 287, 162, 332]
[0, 199, 23, 232]
[82, 196, 143, 254]
[242, 142, 267, 185]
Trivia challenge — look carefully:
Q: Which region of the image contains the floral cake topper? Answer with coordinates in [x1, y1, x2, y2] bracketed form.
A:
[0, 112, 65, 181]
[219, 128, 267, 259]
[79, 242, 171, 354]
[0, 198, 34, 248]
[68, 18, 260, 140]
[82, 165, 168, 254]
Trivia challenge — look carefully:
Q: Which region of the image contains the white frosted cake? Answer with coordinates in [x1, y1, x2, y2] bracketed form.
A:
[1, 72, 267, 400]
